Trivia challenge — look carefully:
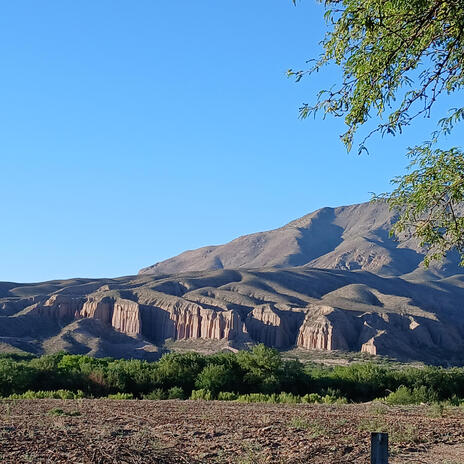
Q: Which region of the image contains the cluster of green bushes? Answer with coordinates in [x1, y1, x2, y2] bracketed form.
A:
[381, 385, 463, 406]
[5, 389, 85, 400]
[190, 390, 346, 404]
[1, 346, 464, 404]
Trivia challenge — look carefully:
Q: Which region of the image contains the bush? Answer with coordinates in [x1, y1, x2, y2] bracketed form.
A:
[382, 385, 437, 405]
[217, 391, 237, 401]
[143, 389, 166, 400]
[384, 386, 418, 405]
[190, 389, 213, 400]
[236, 393, 271, 403]
[277, 392, 301, 404]
[0, 359, 39, 396]
[322, 394, 347, 404]
[5, 390, 85, 400]
[107, 392, 134, 400]
[302, 393, 323, 403]
[2, 349, 464, 404]
[167, 386, 184, 399]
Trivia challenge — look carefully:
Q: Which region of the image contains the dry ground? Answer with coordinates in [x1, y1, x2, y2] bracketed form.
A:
[0, 399, 463, 463]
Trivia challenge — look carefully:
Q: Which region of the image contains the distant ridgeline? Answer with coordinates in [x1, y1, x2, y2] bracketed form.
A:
[139, 201, 464, 278]
[2, 201, 464, 363]
[1, 347, 464, 405]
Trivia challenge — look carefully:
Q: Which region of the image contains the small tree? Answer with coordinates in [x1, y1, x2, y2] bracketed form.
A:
[195, 364, 233, 396]
[236, 344, 283, 393]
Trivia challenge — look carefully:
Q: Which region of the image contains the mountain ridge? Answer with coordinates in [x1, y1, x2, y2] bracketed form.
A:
[2, 200, 464, 363]
[139, 201, 462, 279]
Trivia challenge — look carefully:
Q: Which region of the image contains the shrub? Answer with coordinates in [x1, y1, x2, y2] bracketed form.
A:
[277, 392, 301, 404]
[236, 393, 270, 403]
[107, 392, 134, 400]
[322, 394, 347, 404]
[190, 389, 213, 400]
[302, 393, 323, 403]
[167, 386, 184, 399]
[143, 389, 167, 400]
[382, 385, 437, 405]
[5, 390, 85, 400]
[217, 391, 237, 401]
[3, 348, 464, 404]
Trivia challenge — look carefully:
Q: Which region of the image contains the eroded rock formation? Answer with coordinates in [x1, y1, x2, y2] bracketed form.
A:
[297, 305, 354, 351]
[2, 266, 464, 361]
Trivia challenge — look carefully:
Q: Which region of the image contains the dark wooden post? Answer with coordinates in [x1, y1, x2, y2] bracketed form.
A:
[371, 432, 388, 464]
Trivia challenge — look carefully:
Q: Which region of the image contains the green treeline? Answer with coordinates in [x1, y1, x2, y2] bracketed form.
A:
[1, 345, 464, 404]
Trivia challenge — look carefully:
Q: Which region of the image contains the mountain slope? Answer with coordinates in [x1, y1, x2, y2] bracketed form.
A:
[3, 201, 464, 363]
[2, 268, 464, 362]
[139, 201, 462, 278]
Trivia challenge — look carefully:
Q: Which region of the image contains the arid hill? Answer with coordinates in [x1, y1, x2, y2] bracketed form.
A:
[2, 200, 464, 362]
[2, 266, 464, 362]
[139, 201, 463, 279]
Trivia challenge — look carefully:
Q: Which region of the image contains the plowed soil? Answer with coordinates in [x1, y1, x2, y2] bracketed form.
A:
[0, 400, 463, 463]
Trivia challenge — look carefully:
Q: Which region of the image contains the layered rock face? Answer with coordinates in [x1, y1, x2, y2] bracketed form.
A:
[29, 294, 85, 321]
[297, 305, 353, 351]
[81, 297, 141, 336]
[295, 306, 460, 357]
[24, 292, 243, 345]
[140, 298, 242, 342]
[2, 267, 464, 362]
[244, 305, 304, 348]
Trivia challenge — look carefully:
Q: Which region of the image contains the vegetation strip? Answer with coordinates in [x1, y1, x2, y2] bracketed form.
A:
[2, 345, 464, 405]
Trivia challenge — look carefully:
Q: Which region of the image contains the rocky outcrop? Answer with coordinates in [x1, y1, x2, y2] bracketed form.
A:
[295, 304, 464, 359]
[26, 295, 85, 322]
[112, 299, 141, 336]
[297, 305, 357, 351]
[80, 296, 141, 336]
[139, 295, 242, 343]
[78, 293, 241, 343]
[245, 304, 302, 348]
[2, 266, 464, 361]
[167, 306, 240, 341]
[80, 297, 114, 324]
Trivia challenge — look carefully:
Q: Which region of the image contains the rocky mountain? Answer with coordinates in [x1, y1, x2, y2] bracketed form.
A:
[139, 201, 463, 279]
[1, 267, 464, 363]
[2, 200, 464, 363]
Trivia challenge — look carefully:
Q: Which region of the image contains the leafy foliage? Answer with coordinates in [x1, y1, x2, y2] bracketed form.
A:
[382, 143, 464, 265]
[236, 344, 283, 393]
[290, 0, 464, 151]
[195, 364, 233, 395]
[1, 348, 464, 404]
[290, 0, 464, 265]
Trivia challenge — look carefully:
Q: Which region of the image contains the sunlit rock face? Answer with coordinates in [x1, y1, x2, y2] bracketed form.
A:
[297, 305, 354, 351]
[29, 294, 85, 322]
[60, 292, 243, 343]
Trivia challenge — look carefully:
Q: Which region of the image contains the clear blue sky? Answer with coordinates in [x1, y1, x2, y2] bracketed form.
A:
[0, 1, 460, 282]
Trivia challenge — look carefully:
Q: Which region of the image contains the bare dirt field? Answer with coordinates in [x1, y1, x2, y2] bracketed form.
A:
[0, 399, 463, 463]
